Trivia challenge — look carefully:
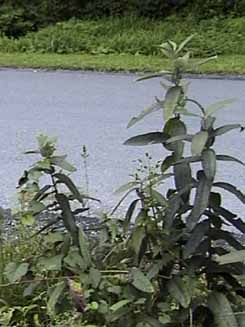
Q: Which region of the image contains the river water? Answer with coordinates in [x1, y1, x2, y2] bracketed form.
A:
[0, 69, 244, 218]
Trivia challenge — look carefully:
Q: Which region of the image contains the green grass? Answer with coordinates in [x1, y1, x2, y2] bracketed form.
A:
[0, 52, 245, 74]
[0, 16, 245, 57]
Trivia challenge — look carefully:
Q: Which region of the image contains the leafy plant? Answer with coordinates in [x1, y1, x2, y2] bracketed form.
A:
[121, 35, 245, 326]
[1, 36, 244, 326]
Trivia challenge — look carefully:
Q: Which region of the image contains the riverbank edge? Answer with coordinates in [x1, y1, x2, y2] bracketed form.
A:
[1, 52, 245, 79]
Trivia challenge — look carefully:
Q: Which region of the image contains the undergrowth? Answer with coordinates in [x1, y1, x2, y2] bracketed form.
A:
[0, 16, 245, 57]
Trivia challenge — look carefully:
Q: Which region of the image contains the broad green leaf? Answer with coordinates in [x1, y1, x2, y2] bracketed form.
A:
[173, 160, 192, 203]
[36, 159, 51, 170]
[89, 267, 101, 288]
[127, 101, 163, 128]
[38, 255, 63, 271]
[47, 281, 66, 314]
[191, 131, 208, 156]
[114, 181, 139, 194]
[205, 98, 237, 118]
[124, 132, 168, 146]
[50, 155, 76, 172]
[5, 262, 29, 283]
[167, 276, 191, 308]
[28, 200, 46, 215]
[64, 248, 85, 269]
[183, 220, 209, 258]
[56, 194, 78, 245]
[164, 86, 182, 122]
[129, 225, 146, 258]
[187, 171, 212, 230]
[131, 268, 154, 293]
[216, 154, 245, 166]
[79, 227, 91, 268]
[163, 118, 187, 156]
[213, 182, 245, 204]
[110, 299, 131, 312]
[213, 124, 243, 137]
[216, 250, 245, 265]
[202, 149, 216, 180]
[124, 199, 139, 232]
[174, 52, 190, 70]
[136, 71, 171, 82]
[208, 292, 238, 327]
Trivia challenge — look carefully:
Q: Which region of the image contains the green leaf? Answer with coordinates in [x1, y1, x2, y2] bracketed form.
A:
[114, 181, 139, 194]
[163, 118, 187, 156]
[56, 194, 78, 245]
[151, 190, 168, 207]
[183, 220, 209, 258]
[50, 155, 76, 172]
[167, 276, 191, 308]
[173, 160, 192, 203]
[110, 299, 131, 312]
[216, 250, 245, 265]
[213, 124, 243, 137]
[159, 314, 171, 324]
[127, 101, 163, 128]
[136, 71, 171, 82]
[193, 55, 217, 67]
[79, 227, 91, 268]
[33, 185, 52, 201]
[164, 86, 182, 122]
[124, 199, 139, 232]
[216, 154, 245, 166]
[47, 281, 66, 314]
[28, 200, 46, 215]
[191, 131, 208, 156]
[130, 225, 146, 258]
[176, 34, 195, 54]
[205, 98, 237, 117]
[38, 255, 63, 271]
[21, 213, 35, 226]
[187, 171, 212, 230]
[89, 267, 101, 288]
[64, 248, 85, 270]
[124, 132, 168, 146]
[208, 291, 238, 327]
[202, 149, 216, 180]
[5, 262, 29, 283]
[161, 155, 175, 172]
[54, 173, 99, 203]
[213, 182, 245, 204]
[131, 268, 154, 293]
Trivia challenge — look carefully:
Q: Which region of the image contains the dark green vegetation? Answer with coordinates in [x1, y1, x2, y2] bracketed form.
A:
[1, 0, 245, 37]
[0, 16, 245, 74]
[0, 37, 244, 326]
[0, 16, 245, 57]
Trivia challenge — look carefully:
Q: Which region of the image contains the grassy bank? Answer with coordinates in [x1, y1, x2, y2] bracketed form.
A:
[1, 52, 245, 74]
[0, 16, 244, 74]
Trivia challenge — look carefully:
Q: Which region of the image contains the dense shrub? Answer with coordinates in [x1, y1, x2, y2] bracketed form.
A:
[0, 16, 245, 57]
[0, 0, 245, 37]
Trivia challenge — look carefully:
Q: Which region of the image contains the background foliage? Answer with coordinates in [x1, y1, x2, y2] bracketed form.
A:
[0, 0, 245, 37]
